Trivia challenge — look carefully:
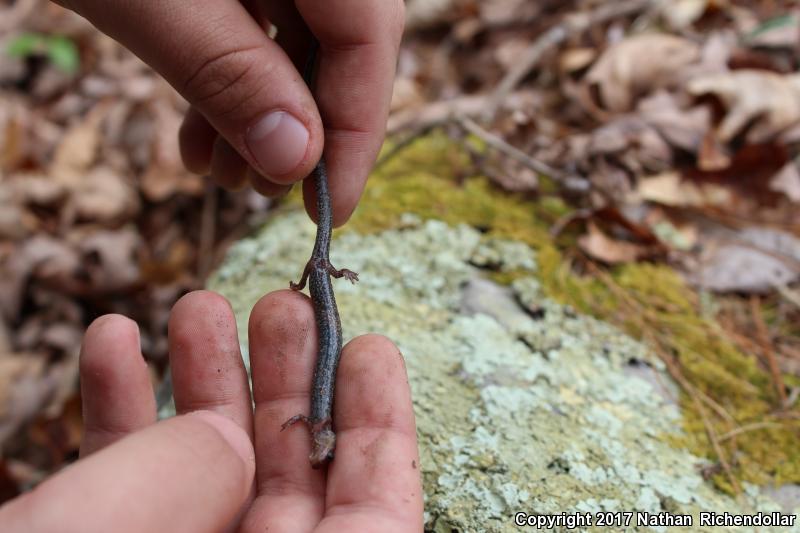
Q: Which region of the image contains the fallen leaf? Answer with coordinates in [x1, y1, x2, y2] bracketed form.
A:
[578, 222, 655, 264]
[692, 242, 798, 293]
[697, 131, 731, 171]
[585, 34, 700, 112]
[638, 91, 710, 152]
[688, 224, 800, 293]
[50, 101, 111, 183]
[688, 70, 800, 142]
[660, 0, 709, 30]
[139, 101, 203, 201]
[70, 166, 139, 222]
[636, 172, 734, 208]
[76, 228, 141, 291]
[747, 13, 800, 49]
[0, 95, 29, 173]
[769, 161, 800, 202]
[559, 47, 597, 74]
[0, 353, 49, 446]
[404, 0, 463, 31]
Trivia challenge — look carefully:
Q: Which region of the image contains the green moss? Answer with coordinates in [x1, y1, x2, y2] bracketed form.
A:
[280, 130, 800, 491]
[347, 132, 557, 249]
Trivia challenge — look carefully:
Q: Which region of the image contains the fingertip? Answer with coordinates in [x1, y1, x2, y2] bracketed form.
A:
[80, 314, 155, 456]
[170, 290, 233, 323]
[167, 290, 252, 433]
[80, 314, 144, 387]
[249, 289, 313, 335]
[336, 334, 414, 434]
[301, 174, 362, 227]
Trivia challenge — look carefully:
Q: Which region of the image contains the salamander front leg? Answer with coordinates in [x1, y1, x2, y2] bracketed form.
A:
[328, 264, 359, 284]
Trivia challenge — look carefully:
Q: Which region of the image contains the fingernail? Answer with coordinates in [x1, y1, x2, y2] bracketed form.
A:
[245, 111, 308, 177]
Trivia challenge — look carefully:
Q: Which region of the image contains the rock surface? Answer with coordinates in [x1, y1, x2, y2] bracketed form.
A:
[199, 210, 797, 532]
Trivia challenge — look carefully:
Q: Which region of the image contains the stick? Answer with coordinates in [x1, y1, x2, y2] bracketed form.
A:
[387, 89, 538, 135]
[458, 116, 590, 191]
[485, 0, 655, 119]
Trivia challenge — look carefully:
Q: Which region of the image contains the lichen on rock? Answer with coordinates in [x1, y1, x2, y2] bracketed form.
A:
[207, 210, 798, 532]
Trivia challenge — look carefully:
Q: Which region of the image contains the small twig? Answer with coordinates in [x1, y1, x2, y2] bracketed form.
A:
[387, 90, 538, 135]
[458, 116, 561, 177]
[485, 0, 655, 119]
[457, 116, 590, 192]
[718, 421, 782, 443]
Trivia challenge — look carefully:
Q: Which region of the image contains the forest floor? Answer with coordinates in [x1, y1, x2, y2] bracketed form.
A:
[0, 0, 798, 501]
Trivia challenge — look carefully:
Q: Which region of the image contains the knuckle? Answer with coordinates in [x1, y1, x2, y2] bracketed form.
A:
[181, 45, 264, 115]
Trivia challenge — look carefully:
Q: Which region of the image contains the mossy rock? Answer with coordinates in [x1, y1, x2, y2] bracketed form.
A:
[201, 133, 799, 531]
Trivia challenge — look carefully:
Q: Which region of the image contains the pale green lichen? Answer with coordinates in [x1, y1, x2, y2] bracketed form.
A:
[208, 210, 798, 532]
[337, 133, 800, 492]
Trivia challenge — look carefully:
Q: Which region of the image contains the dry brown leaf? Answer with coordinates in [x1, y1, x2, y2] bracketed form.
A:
[139, 101, 203, 201]
[636, 172, 734, 208]
[578, 116, 673, 179]
[578, 222, 652, 264]
[748, 12, 800, 49]
[559, 48, 597, 74]
[660, 0, 710, 30]
[404, 0, 462, 31]
[0, 185, 29, 240]
[770, 161, 800, 203]
[0, 95, 29, 174]
[683, 220, 800, 293]
[76, 228, 141, 291]
[0, 353, 48, 445]
[0, 236, 81, 319]
[70, 166, 139, 222]
[585, 34, 700, 112]
[692, 243, 797, 293]
[688, 70, 800, 143]
[637, 92, 710, 152]
[697, 131, 732, 171]
[50, 102, 112, 183]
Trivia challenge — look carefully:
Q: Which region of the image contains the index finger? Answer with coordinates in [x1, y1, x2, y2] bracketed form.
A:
[318, 334, 423, 533]
[295, 0, 405, 226]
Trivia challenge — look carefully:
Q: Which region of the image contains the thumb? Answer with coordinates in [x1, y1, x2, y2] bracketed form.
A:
[0, 411, 255, 533]
[62, 0, 322, 182]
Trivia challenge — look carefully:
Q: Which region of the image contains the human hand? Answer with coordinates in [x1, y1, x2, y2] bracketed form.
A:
[0, 290, 423, 532]
[55, 0, 405, 226]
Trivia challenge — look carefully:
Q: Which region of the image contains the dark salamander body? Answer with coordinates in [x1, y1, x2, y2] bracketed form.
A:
[282, 159, 357, 468]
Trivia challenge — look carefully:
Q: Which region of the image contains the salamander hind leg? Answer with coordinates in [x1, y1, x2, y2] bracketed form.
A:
[290, 260, 313, 291]
[281, 414, 335, 468]
[281, 414, 311, 431]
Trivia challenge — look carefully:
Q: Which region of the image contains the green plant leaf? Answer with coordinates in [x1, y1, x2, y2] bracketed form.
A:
[45, 36, 79, 74]
[7, 32, 44, 57]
